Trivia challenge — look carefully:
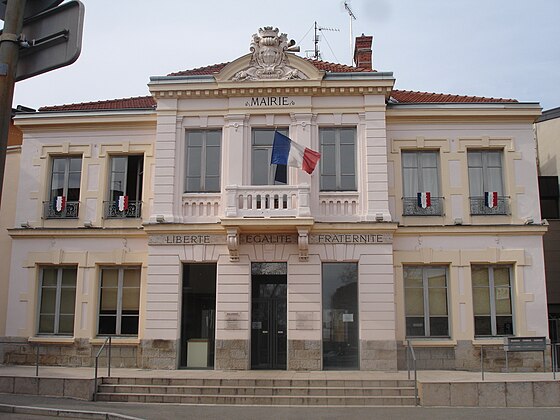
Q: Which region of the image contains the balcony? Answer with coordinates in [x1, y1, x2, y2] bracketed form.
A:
[225, 185, 310, 218]
[470, 196, 509, 216]
[403, 196, 444, 216]
[43, 201, 80, 219]
[103, 200, 142, 219]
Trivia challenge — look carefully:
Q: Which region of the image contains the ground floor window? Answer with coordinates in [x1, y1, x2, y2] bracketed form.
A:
[98, 266, 140, 336]
[322, 262, 359, 370]
[404, 266, 449, 337]
[472, 265, 513, 336]
[180, 263, 216, 368]
[38, 266, 77, 335]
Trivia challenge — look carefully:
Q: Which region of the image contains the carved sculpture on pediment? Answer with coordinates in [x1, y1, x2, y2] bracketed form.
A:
[232, 27, 307, 81]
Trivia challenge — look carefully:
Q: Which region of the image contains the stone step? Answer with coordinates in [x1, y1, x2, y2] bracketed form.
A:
[97, 384, 416, 397]
[100, 377, 414, 388]
[95, 392, 417, 406]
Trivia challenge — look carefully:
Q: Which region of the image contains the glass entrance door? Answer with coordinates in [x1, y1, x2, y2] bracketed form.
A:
[322, 263, 359, 370]
[251, 263, 287, 370]
[180, 264, 216, 369]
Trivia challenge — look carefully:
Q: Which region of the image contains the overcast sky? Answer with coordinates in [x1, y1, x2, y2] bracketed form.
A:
[8, 0, 560, 111]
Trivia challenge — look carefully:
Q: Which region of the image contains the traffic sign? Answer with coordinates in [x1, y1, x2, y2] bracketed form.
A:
[15, 0, 84, 81]
[0, 0, 64, 21]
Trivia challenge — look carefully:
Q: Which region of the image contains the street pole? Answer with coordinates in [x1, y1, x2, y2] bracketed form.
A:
[0, 0, 27, 209]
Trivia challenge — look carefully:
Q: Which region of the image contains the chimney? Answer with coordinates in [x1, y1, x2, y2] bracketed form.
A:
[353, 34, 373, 70]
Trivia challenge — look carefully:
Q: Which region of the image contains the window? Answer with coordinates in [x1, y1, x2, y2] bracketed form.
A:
[251, 128, 288, 185]
[38, 267, 77, 335]
[320, 128, 356, 191]
[404, 266, 449, 337]
[402, 151, 442, 215]
[468, 150, 508, 215]
[98, 267, 141, 335]
[105, 155, 143, 218]
[472, 265, 513, 336]
[185, 130, 221, 192]
[45, 156, 81, 218]
[538, 176, 559, 219]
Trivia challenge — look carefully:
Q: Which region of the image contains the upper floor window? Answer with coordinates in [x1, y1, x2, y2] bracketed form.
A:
[472, 265, 513, 337]
[44, 156, 81, 219]
[105, 155, 143, 218]
[402, 151, 442, 216]
[404, 266, 449, 338]
[468, 150, 508, 215]
[252, 128, 288, 185]
[320, 127, 356, 191]
[185, 130, 221, 193]
[38, 266, 77, 335]
[98, 266, 141, 336]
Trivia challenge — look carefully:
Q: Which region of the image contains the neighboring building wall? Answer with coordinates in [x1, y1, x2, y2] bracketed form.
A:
[0, 119, 22, 335]
[536, 107, 560, 317]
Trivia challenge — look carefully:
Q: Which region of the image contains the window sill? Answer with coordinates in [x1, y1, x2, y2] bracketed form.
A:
[90, 337, 140, 346]
[403, 339, 456, 347]
[473, 338, 507, 347]
[29, 336, 76, 345]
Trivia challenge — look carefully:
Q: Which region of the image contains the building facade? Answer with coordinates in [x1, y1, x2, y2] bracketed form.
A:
[2, 28, 548, 371]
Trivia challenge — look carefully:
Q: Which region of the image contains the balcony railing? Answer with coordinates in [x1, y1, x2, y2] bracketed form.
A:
[103, 200, 142, 219]
[470, 196, 509, 216]
[225, 185, 310, 218]
[403, 196, 444, 216]
[43, 201, 80, 219]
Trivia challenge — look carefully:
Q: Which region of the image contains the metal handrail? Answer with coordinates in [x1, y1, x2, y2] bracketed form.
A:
[405, 340, 419, 406]
[0, 341, 40, 377]
[93, 336, 112, 401]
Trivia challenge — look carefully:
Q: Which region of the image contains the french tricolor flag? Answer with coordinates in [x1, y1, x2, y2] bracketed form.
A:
[485, 191, 498, 208]
[270, 131, 321, 183]
[117, 195, 129, 212]
[54, 195, 66, 212]
[417, 192, 431, 209]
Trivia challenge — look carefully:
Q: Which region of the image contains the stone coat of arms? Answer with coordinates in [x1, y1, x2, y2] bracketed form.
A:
[232, 27, 307, 81]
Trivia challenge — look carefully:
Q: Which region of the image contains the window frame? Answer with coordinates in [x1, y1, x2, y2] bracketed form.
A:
[105, 155, 144, 218]
[250, 128, 288, 186]
[37, 266, 77, 336]
[403, 265, 450, 338]
[319, 127, 357, 192]
[97, 266, 141, 336]
[472, 265, 514, 337]
[185, 129, 222, 193]
[49, 156, 82, 202]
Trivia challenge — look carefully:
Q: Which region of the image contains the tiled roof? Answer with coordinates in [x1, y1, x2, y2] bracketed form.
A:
[390, 90, 517, 104]
[38, 96, 157, 112]
[35, 63, 518, 112]
[167, 59, 369, 76]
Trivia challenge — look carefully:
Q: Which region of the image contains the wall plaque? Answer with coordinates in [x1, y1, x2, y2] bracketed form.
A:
[309, 233, 393, 244]
[148, 234, 226, 245]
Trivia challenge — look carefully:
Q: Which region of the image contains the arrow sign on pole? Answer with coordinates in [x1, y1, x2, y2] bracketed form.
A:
[0, 0, 64, 21]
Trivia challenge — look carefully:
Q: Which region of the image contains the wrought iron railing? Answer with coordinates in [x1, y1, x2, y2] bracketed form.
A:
[103, 200, 142, 219]
[470, 196, 509, 215]
[43, 201, 80, 219]
[403, 196, 444, 216]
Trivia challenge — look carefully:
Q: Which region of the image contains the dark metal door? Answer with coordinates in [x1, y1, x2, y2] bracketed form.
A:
[251, 272, 287, 369]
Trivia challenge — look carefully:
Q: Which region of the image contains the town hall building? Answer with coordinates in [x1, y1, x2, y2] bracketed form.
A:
[1, 27, 548, 371]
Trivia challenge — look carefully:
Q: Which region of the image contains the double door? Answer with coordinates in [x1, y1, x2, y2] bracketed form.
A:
[251, 264, 287, 369]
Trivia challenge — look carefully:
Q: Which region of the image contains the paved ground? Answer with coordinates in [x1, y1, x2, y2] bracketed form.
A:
[1, 394, 560, 420]
[1, 365, 559, 419]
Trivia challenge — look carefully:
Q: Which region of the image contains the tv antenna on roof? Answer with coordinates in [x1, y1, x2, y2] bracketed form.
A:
[308, 21, 339, 60]
[344, 1, 357, 65]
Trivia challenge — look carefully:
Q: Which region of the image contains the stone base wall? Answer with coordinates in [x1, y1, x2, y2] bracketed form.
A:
[215, 339, 249, 370]
[0, 337, 178, 370]
[360, 340, 397, 371]
[396, 340, 551, 372]
[288, 340, 321, 370]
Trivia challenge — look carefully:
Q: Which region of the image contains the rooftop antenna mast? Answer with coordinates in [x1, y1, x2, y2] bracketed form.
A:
[344, 1, 357, 65]
[312, 21, 340, 60]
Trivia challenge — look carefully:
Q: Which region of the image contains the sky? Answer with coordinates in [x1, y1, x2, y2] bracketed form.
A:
[7, 0, 560, 111]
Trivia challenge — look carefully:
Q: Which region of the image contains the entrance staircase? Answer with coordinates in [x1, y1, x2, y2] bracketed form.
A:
[95, 376, 418, 406]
